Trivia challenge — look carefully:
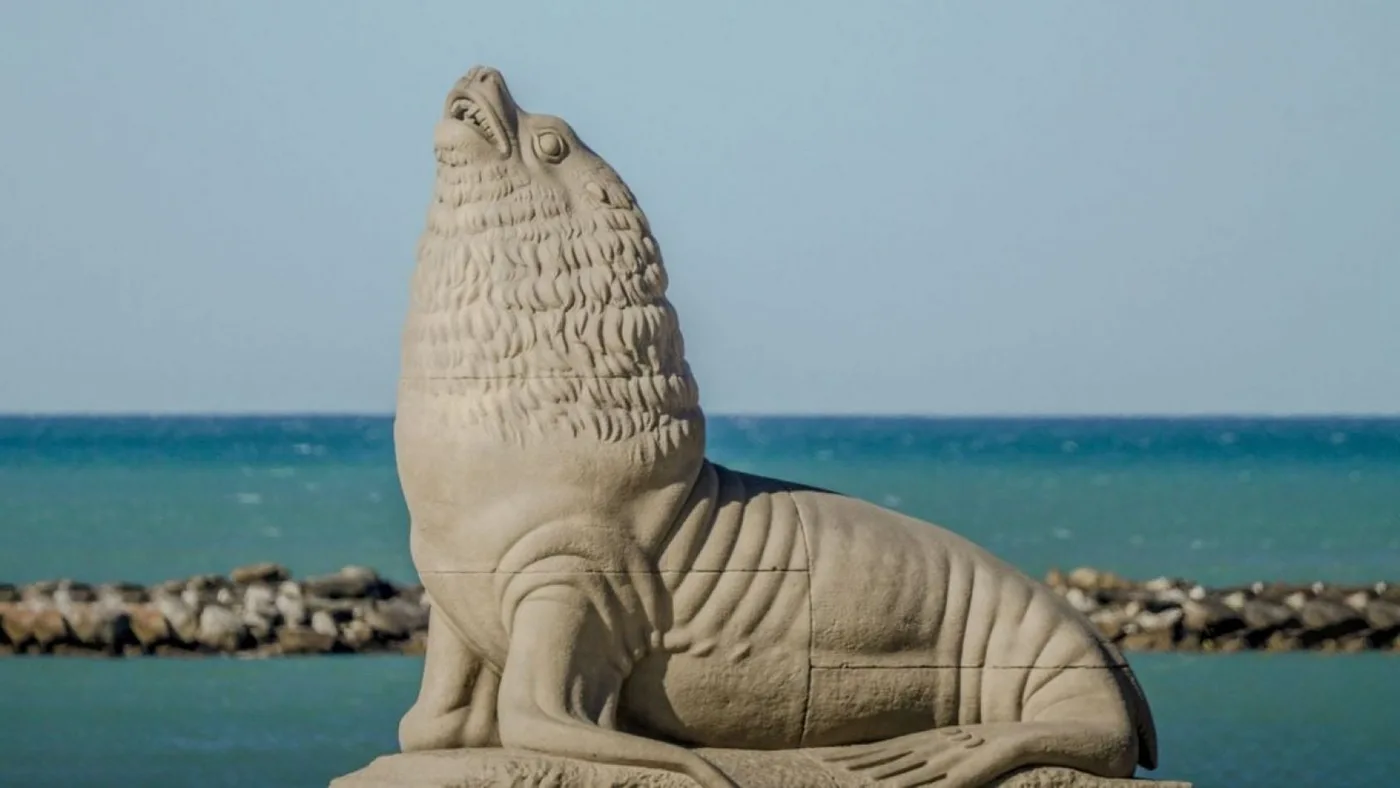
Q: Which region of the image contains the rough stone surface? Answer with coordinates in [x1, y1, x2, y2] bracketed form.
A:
[306, 566, 392, 601]
[383, 65, 1169, 788]
[197, 604, 249, 651]
[277, 628, 339, 655]
[128, 604, 172, 647]
[231, 562, 291, 585]
[329, 750, 1191, 788]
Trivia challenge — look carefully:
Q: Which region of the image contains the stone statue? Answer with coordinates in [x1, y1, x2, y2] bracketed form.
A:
[357, 66, 1175, 788]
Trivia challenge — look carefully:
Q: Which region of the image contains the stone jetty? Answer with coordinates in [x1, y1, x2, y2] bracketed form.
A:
[1045, 567, 1400, 653]
[0, 564, 1395, 656]
[0, 564, 428, 657]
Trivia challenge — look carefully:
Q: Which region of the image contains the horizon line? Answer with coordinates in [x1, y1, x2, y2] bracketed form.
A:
[2, 411, 1398, 421]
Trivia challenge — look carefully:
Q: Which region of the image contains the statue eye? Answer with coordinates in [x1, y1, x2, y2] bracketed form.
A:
[532, 129, 569, 163]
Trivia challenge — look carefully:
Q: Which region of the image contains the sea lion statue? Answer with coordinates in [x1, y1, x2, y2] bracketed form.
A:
[388, 66, 1161, 788]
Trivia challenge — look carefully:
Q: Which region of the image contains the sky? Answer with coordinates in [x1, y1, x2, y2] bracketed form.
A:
[1, 1, 1396, 416]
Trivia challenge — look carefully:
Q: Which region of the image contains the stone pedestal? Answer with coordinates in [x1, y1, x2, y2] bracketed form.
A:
[331, 749, 1192, 788]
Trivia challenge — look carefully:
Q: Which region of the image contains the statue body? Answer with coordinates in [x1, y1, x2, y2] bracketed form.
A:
[394, 66, 1159, 788]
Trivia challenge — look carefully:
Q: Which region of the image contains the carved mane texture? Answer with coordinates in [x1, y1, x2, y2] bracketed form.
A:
[400, 148, 704, 461]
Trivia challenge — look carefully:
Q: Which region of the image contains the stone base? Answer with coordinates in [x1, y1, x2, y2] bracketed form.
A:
[331, 749, 1191, 788]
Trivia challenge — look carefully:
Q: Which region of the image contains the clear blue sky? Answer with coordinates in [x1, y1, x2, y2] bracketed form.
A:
[1, 1, 1396, 415]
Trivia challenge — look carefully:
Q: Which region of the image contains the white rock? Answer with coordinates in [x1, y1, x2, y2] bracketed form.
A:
[311, 610, 339, 638]
[1064, 587, 1100, 614]
[1142, 576, 1177, 593]
[197, 605, 247, 650]
[1133, 607, 1183, 633]
[155, 592, 199, 642]
[244, 583, 278, 617]
[1345, 591, 1373, 611]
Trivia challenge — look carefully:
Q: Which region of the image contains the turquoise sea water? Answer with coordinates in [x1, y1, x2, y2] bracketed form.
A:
[1, 416, 1398, 786]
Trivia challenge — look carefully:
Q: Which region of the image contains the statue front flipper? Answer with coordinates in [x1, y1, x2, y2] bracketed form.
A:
[398, 601, 500, 751]
[811, 720, 1138, 787]
[497, 586, 737, 788]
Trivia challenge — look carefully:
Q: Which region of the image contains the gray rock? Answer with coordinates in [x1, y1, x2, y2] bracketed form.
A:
[242, 583, 282, 640]
[340, 619, 377, 650]
[1179, 599, 1245, 638]
[0, 606, 68, 649]
[21, 580, 60, 603]
[63, 603, 132, 650]
[186, 573, 229, 590]
[1375, 581, 1398, 602]
[397, 585, 426, 606]
[1145, 587, 1189, 606]
[277, 627, 338, 655]
[340, 565, 381, 582]
[275, 582, 309, 628]
[1129, 606, 1183, 634]
[243, 583, 279, 617]
[1219, 590, 1249, 611]
[98, 582, 149, 605]
[1140, 576, 1184, 594]
[1062, 588, 1100, 614]
[304, 566, 393, 601]
[1065, 567, 1104, 590]
[1064, 568, 1131, 593]
[1363, 598, 1400, 630]
[1262, 631, 1304, 651]
[55, 581, 97, 605]
[197, 604, 250, 651]
[231, 562, 292, 585]
[1288, 593, 1368, 642]
[0, 604, 19, 646]
[1118, 628, 1176, 652]
[127, 604, 172, 647]
[155, 578, 187, 595]
[1087, 607, 1133, 641]
[1237, 598, 1298, 632]
[366, 598, 429, 639]
[242, 611, 278, 644]
[155, 592, 200, 644]
[180, 586, 211, 611]
[304, 595, 363, 619]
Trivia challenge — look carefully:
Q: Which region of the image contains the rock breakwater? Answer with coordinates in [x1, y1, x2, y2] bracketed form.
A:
[1, 564, 1395, 656]
[1046, 566, 1400, 653]
[0, 564, 428, 657]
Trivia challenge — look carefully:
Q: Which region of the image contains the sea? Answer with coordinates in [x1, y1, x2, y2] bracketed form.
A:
[1, 415, 1397, 787]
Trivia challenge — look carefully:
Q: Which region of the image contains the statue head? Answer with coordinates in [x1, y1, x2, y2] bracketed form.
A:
[404, 67, 702, 461]
[431, 66, 648, 236]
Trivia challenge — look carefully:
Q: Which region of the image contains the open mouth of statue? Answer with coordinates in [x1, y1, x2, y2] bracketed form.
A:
[449, 93, 509, 155]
